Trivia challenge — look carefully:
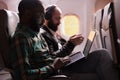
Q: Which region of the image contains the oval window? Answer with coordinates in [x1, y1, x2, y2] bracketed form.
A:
[61, 14, 80, 37]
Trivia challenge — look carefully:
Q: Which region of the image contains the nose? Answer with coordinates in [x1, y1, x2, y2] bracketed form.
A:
[57, 20, 61, 25]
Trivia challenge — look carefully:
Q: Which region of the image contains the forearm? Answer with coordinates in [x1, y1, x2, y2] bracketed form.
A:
[54, 41, 75, 57]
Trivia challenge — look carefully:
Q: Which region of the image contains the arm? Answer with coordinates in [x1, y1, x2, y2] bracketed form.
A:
[41, 32, 75, 57]
[53, 34, 84, 57]
[54, 41, 75, 57]
[41, 33, 84, 57]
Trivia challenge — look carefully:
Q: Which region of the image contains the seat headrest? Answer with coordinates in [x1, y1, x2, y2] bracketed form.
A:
[102, 2, 112, 31]
[0, 9, 19, 67]
[5, 9, 19, 37]
[95, 9, 103, 30]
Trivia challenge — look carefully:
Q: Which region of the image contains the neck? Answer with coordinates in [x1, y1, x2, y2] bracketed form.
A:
[20, 20, 40, 32]
[44, 20, 48, 26]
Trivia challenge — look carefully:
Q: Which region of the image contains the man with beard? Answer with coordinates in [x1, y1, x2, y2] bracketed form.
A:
[40, 5, 119, 80]
[10, 0, 84, 80]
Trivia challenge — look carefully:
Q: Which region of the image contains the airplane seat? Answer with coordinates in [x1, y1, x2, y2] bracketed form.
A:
[112, 0, 120, 71]
[102, 3, 120, 78]
[0, 9, 19, 80]
[101, 2, 113, 59]
[102, 2, 120, 67]
[0, 9, 19, 67]
[92, 9, 103, 50]
[94, 2, 114, 59]
[6, 10, 19, 37]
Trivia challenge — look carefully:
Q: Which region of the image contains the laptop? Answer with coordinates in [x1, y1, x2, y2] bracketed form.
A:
[83, 31, 96, 57]
[67, 31, 96, 65]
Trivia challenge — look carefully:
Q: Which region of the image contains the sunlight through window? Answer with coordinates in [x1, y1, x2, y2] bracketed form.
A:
[61, 14, 80, 37]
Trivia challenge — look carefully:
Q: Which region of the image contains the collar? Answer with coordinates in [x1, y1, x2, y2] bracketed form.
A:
[47, 27, 56, 36]
[17, 23, 39, 37]
[42, 25, 56, 36]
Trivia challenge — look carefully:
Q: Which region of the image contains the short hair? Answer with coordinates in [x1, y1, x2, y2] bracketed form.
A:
[18, 0, 44, 18]
[45, 5, 56, 20]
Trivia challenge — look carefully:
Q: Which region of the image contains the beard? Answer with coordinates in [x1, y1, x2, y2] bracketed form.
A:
[47, 20, 59, 32]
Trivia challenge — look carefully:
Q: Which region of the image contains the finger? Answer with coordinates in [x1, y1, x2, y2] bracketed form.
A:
[76, 34, 82, 37]
[79, 36, 84, 40]
[70, 35, 76, 38]
[63, 60, 70, 64]
[62, 58, 70, 63]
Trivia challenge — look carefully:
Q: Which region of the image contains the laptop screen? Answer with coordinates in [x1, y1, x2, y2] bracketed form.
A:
[83, 31, 96, 57]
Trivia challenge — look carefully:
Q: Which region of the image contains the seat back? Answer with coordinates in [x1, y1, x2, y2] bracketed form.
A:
[101, 2, 119, 64]
[101, 2, 113, 58]
[0, 9, 19, 68]
[113, 0, 120, 66]
[93, 9, 104, 50]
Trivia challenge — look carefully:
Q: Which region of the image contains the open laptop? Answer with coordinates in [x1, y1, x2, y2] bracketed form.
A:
[83, 31, 96, 57]
[67, 31, 96, 65]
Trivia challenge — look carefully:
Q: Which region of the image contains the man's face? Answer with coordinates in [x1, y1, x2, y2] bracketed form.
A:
[29, 6, 45, 31]
[48, 8, 61, 32]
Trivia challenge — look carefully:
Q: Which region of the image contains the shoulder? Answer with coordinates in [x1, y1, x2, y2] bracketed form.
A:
[40, 26, 52, 36]
[40, 28, 46, 34]
[12, 30, 28, 42]
[14, 30, 27, 38]
[40, 27, 52, 39]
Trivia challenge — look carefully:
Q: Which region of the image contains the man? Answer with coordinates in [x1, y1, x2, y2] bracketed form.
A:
[40, 5, 119, 80]
[10, 0, 84, 80]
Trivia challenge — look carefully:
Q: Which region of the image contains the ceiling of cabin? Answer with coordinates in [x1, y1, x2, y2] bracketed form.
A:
[0, 0, 112, 12]
[37, 0, 113, 11]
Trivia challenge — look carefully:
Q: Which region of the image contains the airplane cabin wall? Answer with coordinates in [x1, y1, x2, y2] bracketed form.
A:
[85, 0, 97, 52]
[0, 0, 8, 9]
[0, 0, 20, 12]
[56, 0, 86, 36]
[95, 0, 113, 12]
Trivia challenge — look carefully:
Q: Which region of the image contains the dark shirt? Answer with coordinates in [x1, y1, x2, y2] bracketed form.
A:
[11, 23, 56, 80]
[40, 25, 75, 57]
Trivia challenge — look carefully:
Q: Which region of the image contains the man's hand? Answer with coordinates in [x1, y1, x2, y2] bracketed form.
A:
[69, 34, 84, 46]
[51, 56, 70, 70]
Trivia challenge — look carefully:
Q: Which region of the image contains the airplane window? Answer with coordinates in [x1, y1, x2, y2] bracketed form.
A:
[61, 14, 80, 37]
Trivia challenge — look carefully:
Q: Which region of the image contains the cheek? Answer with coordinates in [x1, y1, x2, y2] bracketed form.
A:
[35, 15, 44, 24]
[52, 19, 59, 25]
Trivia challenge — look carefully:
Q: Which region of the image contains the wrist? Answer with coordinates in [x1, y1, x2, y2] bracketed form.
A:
[68, 40, 75, 47]
[49, 65, 55, 70]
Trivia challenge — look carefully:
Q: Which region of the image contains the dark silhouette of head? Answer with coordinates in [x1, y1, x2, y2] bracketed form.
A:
[18, 0, 45, 32]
